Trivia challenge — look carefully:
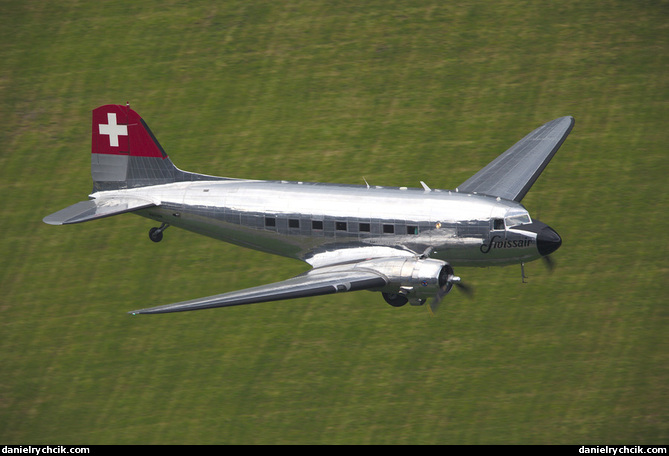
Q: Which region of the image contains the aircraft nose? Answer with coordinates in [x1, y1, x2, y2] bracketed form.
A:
[536, 225, 562, 256]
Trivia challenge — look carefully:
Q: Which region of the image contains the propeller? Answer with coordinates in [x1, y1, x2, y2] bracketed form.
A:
[542, 255, 556, 272]
[428, 274, 473, 316]
[453, 276, 474, 297]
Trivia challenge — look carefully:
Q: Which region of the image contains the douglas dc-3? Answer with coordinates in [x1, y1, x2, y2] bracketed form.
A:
[44, 104, 573, 315]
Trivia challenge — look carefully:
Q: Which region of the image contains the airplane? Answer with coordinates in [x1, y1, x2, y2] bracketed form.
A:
[43, 104, 573, 315]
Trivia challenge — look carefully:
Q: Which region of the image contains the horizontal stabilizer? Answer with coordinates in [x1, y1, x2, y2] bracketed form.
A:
[129, 268, 388, 314]
[458, 116, 574, 202]
[43, 197, 157, 225]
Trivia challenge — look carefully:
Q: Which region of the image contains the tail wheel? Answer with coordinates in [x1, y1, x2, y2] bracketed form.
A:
[149, 223, 169, 242]
[148, 227, 163, 243]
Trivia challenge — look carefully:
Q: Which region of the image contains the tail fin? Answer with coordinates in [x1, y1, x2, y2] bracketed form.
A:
[91, 104, 182, 191]
[44, 104, 225, 226]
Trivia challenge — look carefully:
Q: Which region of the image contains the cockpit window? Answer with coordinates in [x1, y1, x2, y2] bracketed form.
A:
[505, 214, 531, 227]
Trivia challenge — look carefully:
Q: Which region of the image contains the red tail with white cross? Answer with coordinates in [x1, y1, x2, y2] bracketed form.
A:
[92, 104, 167, 158]
[90, 104, 182, 191]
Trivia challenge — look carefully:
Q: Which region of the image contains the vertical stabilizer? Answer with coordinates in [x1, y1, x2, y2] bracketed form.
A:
[91, 104, 182, 191]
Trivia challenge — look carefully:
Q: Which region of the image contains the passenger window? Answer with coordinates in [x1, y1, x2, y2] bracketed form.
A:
[336, 221, 347, 231]
[289, 219, 299, 228]
[265, 217, 276, 227]
[493, 219, 504, 230]
[383, 224, 394, 234]
[407, 226, 418, 235]
[312, 220, 323, 230]
[359, 223, 371, 232]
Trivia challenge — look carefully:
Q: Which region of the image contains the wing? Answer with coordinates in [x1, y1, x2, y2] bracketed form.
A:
[129, 267, 388, 314]
[43, 197, 157, 225]
[457, 116, 574, 202]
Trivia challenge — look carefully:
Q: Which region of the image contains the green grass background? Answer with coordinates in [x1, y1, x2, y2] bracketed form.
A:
[1, 0, 667, 445]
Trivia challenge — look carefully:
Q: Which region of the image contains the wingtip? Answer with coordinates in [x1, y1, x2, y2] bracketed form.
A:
[548, 115, 575, 128]
[127, 307, 164, 315]
[562, 115, 576, 134]
[559, 115, 575, 127]
[42, 215, 64, 226]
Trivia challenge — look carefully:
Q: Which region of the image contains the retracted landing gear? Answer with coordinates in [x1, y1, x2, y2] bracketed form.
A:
[383, 292, 409, 307]
[149, 223, 169, 243]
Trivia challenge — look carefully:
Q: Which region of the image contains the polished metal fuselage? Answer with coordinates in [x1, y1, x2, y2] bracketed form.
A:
[98, 177, 543, 268]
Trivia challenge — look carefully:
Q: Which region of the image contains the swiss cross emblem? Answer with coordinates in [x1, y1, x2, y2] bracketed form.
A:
[98, 113, 128, 147]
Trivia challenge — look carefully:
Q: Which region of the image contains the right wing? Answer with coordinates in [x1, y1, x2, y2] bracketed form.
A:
[457, 116, 574, 202]
[129, 266, 389, 315]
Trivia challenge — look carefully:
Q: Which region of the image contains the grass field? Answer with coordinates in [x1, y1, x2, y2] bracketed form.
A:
[1, 0, 667, 445]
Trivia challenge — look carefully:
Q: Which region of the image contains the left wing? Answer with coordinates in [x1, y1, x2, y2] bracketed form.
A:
[129, 266, 388, 314]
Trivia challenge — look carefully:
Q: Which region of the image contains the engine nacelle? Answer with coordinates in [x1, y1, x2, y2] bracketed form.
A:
[354, 257, 454, 305]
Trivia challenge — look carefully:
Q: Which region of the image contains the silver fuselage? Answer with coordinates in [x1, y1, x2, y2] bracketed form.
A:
[95, 178, 544, 268]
